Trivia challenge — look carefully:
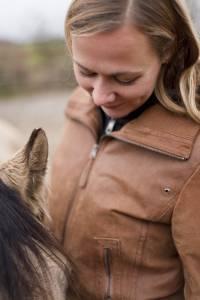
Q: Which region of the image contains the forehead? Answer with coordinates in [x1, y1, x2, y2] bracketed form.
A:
[72, 25, 158, 72]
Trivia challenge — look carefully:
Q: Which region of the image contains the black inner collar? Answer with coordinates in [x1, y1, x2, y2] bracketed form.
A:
[100, 93, 157, 134]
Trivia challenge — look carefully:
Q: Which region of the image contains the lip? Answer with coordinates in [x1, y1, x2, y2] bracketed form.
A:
[102, 103, 122, 109]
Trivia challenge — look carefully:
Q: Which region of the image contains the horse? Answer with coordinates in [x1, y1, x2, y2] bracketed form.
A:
[0, 128, 71, 300]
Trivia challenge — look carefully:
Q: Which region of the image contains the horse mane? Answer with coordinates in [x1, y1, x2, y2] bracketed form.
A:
[0, 179, 69, 300]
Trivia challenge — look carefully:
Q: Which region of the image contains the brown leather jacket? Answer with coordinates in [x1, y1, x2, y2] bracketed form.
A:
[49, 87, 200, 300]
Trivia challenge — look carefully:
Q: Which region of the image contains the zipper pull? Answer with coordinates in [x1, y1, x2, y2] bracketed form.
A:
[90, 144, 99, 159]
[105, 119, 116, 135]
[80, 144, 99, 188]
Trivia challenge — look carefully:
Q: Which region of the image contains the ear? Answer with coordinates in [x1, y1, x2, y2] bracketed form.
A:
[24, 127, 48, 201]
[0, 128, 49, 219]
[25, 127, 48, 176]
[24, 128, 49, 220]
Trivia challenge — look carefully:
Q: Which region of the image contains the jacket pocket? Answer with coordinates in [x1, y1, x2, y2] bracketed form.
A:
[94, 237, 121, 300]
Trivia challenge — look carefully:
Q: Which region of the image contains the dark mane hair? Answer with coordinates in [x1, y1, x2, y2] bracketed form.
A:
[0, 179, 69, 300]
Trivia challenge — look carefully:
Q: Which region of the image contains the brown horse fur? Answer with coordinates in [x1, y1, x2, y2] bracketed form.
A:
[0, 128, 49, 220]
[0, 129, 71, 300]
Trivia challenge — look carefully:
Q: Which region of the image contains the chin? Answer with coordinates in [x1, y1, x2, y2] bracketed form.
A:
[103, 108, 130, 119]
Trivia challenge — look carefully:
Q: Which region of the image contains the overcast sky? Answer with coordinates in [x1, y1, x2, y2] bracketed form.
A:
[0, 0, 71, 42]
[0, 0, 199, 42]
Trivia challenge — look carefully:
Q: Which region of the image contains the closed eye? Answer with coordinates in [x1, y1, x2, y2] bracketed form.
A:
[114, 76, 140, 85]
[79, 70, 97, 77]
[78, 65, 141, 85]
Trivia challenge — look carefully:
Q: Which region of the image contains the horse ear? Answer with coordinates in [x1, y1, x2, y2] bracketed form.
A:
[25, 128, 48, 174]
[0, 128, 49, 219]
[23, 128, 49, 219]
[1, 128, 48, 181]
[24, 128, 48, 194]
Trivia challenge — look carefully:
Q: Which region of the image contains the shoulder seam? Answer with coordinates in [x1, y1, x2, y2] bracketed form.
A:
[173, 161, 200, 214]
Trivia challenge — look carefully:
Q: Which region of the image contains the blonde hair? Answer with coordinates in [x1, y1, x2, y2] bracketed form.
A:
[65, 0, 200, 122]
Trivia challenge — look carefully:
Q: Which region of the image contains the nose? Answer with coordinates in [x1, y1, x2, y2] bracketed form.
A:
[91, 77, 116, 107]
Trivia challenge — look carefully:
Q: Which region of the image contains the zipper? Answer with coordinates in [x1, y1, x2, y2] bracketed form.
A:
[81, 119, 187, 188]
[70, 116, 186, 161]
[105, 119, 116, 135]
[79, 144, 100, 187]
[65, 117, 186, 237]
[79, 118, 116, 187]
[90, 143, 99, 159]
[103, 248, 112, 300]
[62, 116, 100, 241]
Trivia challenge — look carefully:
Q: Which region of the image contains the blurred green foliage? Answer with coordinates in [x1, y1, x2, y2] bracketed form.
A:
[0, 39, 76, 98]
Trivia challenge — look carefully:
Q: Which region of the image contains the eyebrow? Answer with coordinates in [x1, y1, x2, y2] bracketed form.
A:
[73, 60, 143, 77]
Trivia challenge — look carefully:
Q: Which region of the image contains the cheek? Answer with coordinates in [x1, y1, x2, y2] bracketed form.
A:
[135, 63, 161, 98]
[119, 84, 147, 99]
[120, 80, 155, 104]
[136, 74, 159, 97]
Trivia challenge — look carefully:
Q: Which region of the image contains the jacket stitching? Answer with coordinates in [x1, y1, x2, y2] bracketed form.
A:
[124, 125, 199, 141]
[122, 129, 195, 145]
[171, 164, 200, 294]
[115, 132, 190, 158]
[159, 201, 175, 220]
[134, 223, 149, 299]
[154, 194, 178, 221]
[171, 162, 200, 248]
[173, 161, 200, 214]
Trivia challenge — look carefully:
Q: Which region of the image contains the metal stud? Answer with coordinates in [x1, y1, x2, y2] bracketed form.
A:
[164, 187, 171, 193]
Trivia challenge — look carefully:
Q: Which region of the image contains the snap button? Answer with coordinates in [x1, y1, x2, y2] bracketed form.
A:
[164, 187, 171, 193]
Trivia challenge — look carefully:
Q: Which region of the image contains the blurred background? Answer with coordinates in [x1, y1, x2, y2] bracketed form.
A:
[0, 0, 75, 161]
[0, 0, 199, 161]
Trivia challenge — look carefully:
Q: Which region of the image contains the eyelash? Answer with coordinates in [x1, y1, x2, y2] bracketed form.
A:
[115, 77, 138, 86]
[79, 70, 138, 86]
[79, 70, 96, 78]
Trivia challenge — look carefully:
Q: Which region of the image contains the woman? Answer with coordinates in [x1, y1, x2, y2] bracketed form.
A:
[49, 0, 200, 299]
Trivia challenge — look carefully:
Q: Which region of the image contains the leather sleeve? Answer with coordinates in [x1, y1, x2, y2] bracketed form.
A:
[172, 164, 200, 300]
[48, 87, 95, 242]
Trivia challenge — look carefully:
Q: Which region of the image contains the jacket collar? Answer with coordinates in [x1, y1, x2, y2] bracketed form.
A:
[66, 87, 200, 160]
[65, 88, 102, 138]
